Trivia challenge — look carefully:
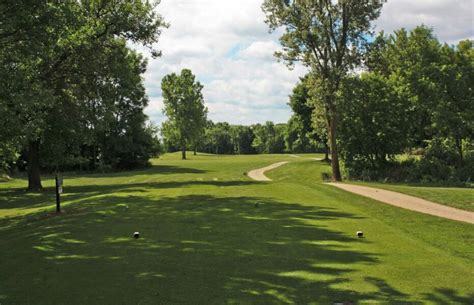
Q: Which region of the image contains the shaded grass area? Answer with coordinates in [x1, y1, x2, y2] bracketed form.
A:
[0, 153, 473, 304]
[350, 181, 474, 212]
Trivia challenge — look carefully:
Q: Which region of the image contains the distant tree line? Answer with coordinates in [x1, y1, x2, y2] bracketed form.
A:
[162, 120, 322, 156]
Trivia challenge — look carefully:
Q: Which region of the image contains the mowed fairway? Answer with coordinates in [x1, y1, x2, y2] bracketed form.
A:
[0, 154, 473, 304]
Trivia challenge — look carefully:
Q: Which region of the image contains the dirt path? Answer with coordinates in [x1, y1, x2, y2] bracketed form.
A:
[247, 162, 289, 182]
[328, 183, 474, 224]
[248, 157, 321, 182]
[290, 154, 322, 161]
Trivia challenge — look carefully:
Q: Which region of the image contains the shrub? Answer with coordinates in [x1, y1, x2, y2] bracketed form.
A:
[342, 138, 474, 185]
[454, 153, 474, 183]
[321, 172, 332, 182]
[413, 138, 459, 183]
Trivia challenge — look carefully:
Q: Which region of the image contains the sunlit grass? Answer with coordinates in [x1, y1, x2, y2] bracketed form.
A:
[0, 153, 472, 304]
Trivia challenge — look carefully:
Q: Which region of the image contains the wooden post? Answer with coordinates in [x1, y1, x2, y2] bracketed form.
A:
[55, 174, 63, 213]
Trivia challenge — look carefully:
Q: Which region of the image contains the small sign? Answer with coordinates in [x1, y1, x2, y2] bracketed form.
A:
[56, 177, 63, 187]
[58, 186, 63, 194]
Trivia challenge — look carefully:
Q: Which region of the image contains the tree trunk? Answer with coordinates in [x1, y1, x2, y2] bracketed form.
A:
[194, 146, 197, 156]
[455, 135, 464, 167]
[27, 140, 43, 191]
[323, 143, 330, 161]
[181, 146, 186, 160]
[92, 144, 97, 170]
[329, 115, 342, 181]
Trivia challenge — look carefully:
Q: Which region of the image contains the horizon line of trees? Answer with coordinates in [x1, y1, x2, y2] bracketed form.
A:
[161, 120, 323, 156]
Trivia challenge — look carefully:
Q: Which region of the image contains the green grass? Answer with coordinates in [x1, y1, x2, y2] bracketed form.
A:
[1, 153, 473, 304]
[350, 181, 474, 212]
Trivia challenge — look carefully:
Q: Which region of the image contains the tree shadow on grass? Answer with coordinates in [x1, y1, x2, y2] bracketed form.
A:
[69, 164, 211, 179]
[1, 194, 467, 304]
[0, 163, 209, 197]
[0, 179, 254, 210]
[422, 288, 474, 305]
[63, 180, 256, 194]
[0, 163, 212, 214]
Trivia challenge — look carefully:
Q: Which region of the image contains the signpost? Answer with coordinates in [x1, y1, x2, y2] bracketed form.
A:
[55, 174, 63, 213]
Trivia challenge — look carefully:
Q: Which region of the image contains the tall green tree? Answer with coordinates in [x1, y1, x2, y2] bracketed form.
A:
[367, 27, 473, 165]
[262, 0, 384, 181]
[161, 69, 208, 160]
[381, 26, 443, 146]
[0, 0, 166, 190]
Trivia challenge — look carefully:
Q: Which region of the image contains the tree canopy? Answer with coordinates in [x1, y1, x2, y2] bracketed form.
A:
[330, 26, 474, 182]
[0, 0, 166, 190]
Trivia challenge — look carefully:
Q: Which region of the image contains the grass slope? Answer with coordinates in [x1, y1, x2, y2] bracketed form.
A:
[350, 181, 474, 212]
[0, 153, 473, 305]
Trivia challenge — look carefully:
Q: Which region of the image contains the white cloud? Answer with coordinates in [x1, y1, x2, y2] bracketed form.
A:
[143, 0, 473, 126]
[143, 0, 304, 126]
[376, 0, 473, 44]
[238, 40, 281, 60]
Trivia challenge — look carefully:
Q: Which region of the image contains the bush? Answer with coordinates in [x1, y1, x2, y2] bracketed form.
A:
[344, 138, 474, 185]
[454, 153, 474, 183]
[342, 160, 381, 181]
[416, 158, 453, 182]
[321, 172, 332, 182]
[412, 138, 460, 183]
[343, 158, 417, 183]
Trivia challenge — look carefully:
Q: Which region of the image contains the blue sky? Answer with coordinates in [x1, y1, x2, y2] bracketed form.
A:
[141, 0, 473, 126]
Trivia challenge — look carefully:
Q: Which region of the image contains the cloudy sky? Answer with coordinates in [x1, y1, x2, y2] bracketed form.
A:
[142, 0, 473, 126]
